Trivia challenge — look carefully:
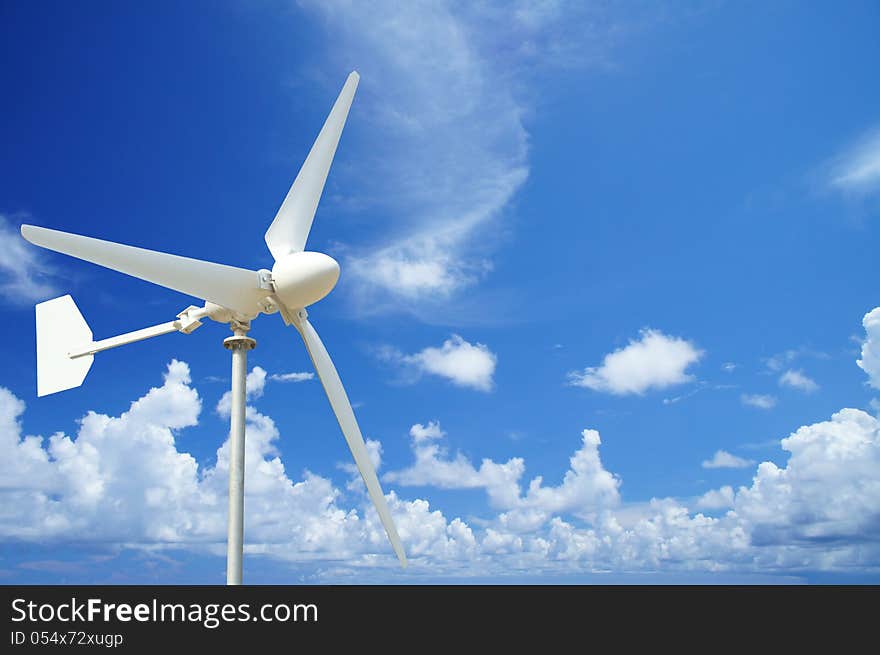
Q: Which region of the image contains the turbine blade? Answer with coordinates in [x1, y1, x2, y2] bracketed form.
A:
[265, 72, 359, 260]
[21, 225, 269, 315]
[294, 313, 407, 567]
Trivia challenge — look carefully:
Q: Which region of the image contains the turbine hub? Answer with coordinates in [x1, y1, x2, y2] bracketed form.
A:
[271, 251, 340, 310]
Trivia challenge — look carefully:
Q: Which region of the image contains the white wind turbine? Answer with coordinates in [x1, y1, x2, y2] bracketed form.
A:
[20, 72, 407, 583]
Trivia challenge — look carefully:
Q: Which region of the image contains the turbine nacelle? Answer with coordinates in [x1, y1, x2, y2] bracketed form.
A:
[271, 251, 340, 311]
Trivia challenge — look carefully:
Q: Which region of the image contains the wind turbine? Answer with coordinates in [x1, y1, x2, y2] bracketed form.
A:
[20, 71, 407, 583]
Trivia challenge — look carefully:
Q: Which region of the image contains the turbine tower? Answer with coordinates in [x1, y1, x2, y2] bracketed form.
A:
[21, 72, 407, 584]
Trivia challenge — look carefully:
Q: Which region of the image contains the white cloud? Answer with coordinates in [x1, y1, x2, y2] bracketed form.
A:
[294, 2, 652, 314]
[764, 347, 827, 373]
[384, 421, 621, 521]
[385, 334, 498, 392]
[858, 307, 880, 389]
[0, 360, 204, 542]
[696, 485, 735, 510]
[349, 245, 495, 302]
[778, 369, 819, 393]
[741, 393, 777, 410]
[733, 408, 880, 548]
[296, 1, 528, 307]
[0, 387, 58, 496]
[383, 421, 525, 508]
[216, 366, 267, 417]
[4, 354, 880, 580]
[568, 329, 703, 395]
[514, 429, 621, 520]
[0, 361, 434, 565]
[721, 362, 737, 373]
[702, 450, 754, 469]
[409, 421, 445, 442]
[662, 388, 700, 405]
[0, 214, 60, 305]
[828, 126, 880, 195]
[339, 438, 383, 491]
[765, 350, 797, 372]
[269, 371, 315, 383]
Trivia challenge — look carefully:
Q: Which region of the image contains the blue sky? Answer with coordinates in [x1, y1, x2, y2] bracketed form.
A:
[1, 1, 880, 583]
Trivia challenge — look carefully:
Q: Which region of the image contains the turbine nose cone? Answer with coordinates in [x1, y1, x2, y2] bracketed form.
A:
[271, 251, 341, 309]
[319, 252, 341, 286]
[308, 252, 340, 293]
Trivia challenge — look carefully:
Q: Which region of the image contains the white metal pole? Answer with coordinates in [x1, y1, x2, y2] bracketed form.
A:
[223, 323, 256, 585]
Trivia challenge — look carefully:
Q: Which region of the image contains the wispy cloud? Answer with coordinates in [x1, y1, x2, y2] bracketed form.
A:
[0, 214, 60, 306]
[764, 347, 827, 374]
[741, 393, 777, 410]
[662, 387, 701, 405]
[701, 450, 754, 469]
[765, 349, 802, 372]
[827, 126, 880, 195]
[296, 1, 650, 317]
[299, 1, 526, 310]
[269, 371, 315, 383]
[739, 438, 780, 451]
[778, 369, 819, 393]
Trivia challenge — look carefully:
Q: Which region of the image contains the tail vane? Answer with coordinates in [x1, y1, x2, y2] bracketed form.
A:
[35, 295, 93, 397]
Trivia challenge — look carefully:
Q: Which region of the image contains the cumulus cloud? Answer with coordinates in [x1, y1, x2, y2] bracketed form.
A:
[778, 369, 819, 393]
[0, 388, 59, 496]
[568, 329, 703, 395]
[0, 361, 422, 566]
[741, 393, 777, 410]
[827, 126, 880, 195]
[0, 214, 60, 305]
[702, 450, 754, 469]
[858, 307, 880, 389]
[409, 421, 445, 442]
[383, 335, 497, 391]
[0, 360, 204, 542]
[384, 421, 621, 522]
[383, 421, 526, 508]
[696, 485, 735, 510]
[4, 357, 880, 580]
[338, 438, 383, 491]
[216, 366, 267, 417]
[733, 409, 880, 548]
